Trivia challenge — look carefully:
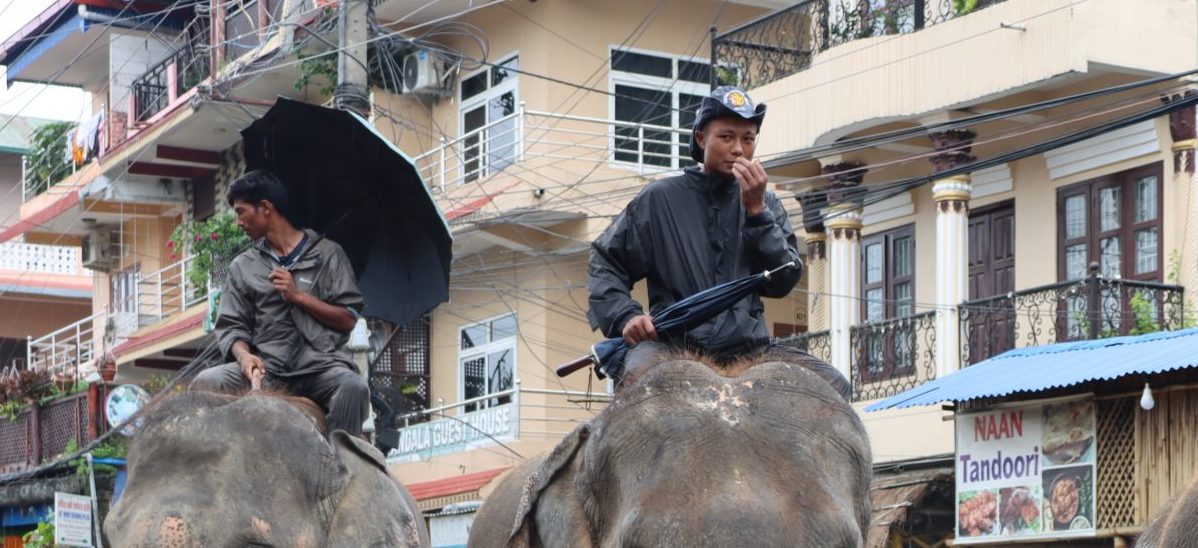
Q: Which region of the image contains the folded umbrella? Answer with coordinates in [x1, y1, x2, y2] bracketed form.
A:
[556, 262, 797, 379]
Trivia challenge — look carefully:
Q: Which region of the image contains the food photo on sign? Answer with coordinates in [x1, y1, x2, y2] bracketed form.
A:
[958, 489, 999, 538]
[1042, 400, 1096, 465]
[1042, 465, 1094, 532]
[998, 485, 1042, 535]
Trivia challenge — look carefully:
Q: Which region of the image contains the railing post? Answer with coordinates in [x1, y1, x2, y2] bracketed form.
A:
[74, 320, 82, 376]
[438, 137, 447, 193]
[513, 378, 522, 438]
[1086, 262, 1101, 340]
[517, 101, 526, 163]
[637, 125, 645, 174]
[709, 25, 718, 90]
[25, 335, 32, 370]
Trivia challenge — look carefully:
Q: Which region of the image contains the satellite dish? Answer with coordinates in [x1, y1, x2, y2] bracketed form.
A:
[105, 384, 151, 436]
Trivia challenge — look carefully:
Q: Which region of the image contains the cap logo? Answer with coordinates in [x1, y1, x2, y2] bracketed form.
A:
[725, 90, 748, 108]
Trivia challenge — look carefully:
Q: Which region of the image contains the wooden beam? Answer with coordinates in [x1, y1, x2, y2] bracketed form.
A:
[156, 145, 223, 165]
[127, 161, 216, 179]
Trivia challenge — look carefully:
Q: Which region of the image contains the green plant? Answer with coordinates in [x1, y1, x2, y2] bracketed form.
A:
[953, 0, 978, 15]
[295, 49, 337, 95]
[0, 399, 23, 421]
[22, 518, 55, 548]
[63, 437, 127, 478]
[1127, 291, 1162, 336]
[168, 212, 251, 298]
[25, 121, 74, 197]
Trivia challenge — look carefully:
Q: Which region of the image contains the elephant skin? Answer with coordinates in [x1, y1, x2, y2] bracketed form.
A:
[104, 391, 430, 548]
[469, 352, 872, 547]
[1139, 473, 1198, 547]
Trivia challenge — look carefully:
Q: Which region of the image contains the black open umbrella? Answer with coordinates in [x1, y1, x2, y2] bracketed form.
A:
[556, 262, 796, 379]
[240, 98, 452, 326]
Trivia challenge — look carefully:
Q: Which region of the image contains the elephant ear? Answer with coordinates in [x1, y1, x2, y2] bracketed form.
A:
[331, 430, 389, 472]
[507, 424, 590, 547]
[326, 431, 429, 547]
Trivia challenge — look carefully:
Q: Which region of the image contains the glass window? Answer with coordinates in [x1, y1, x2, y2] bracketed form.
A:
[894, 282, 913, 317]
[1099, 237, 1120, 277]
[1065, 244, 1087, 280]
[1064, 195, 1087, 239]
[459, 314, 518, 411]
[613, 84, 672, 167]
[1136, 228, 1158, 275]
[461, 72, 487, 101]
[893, 236, 912, 277]
[460, 322, 487, 350]
[611, 50, 672, 78]
[860, 225, 915, 321]
[459, 55, 519, 183]
[864, 243, 883, 284]
[865, 288, 885, 322]
[610, 48, 710, 169]
[1058, 164, 1163, 282]
[491, 57, 518, 86]
[491, 314, 518, 341]
[1099, 187, 1121, 232]
[1136, 176, 1158, 223]
[677, 60, 711, 84]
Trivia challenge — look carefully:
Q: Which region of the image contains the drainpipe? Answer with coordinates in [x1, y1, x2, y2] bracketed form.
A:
[335, 0, 371, 115]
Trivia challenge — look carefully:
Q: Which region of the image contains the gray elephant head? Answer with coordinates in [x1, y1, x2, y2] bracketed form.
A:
[1138, 473, 1198, 548]
[469, 349, 872, 547]
[104, 391, 429, 548]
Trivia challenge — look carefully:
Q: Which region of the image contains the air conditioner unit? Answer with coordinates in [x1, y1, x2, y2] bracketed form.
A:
[402, 49, 445, 95]
[81, 227, 120, 272]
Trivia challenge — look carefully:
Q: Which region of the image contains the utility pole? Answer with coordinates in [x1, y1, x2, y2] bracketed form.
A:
[336, 0, 370, 115]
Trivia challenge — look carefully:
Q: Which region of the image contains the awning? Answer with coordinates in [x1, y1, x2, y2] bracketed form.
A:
[867, 328, 1198, 412]
[407, 467, 511, 512]
[866, 467, 954, 548]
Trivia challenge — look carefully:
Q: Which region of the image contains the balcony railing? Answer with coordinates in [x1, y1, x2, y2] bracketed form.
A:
[776, 329, 832, 364]
[712, 0, 1006, 89]
[412, 105, 694, 193]
[0, 242, 82, 276]
[0, 384, 112, 473]
[384, 384, 610, 462]
[131, 39, 211, 123]
[850, 311, 937, 402]
[960, 270, 1186, 366]
[26, 311, 106, 376]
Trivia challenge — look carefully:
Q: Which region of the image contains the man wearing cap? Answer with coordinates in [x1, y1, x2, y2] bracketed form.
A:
[588, 86, 847, 397]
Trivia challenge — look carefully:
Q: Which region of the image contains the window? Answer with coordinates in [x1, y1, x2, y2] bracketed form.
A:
[609, 48, 713, 169]
[459, 55, 519, 183]
[459, 314, 517, 411]
[111, 264, 140, 314]
[857, 226, 915, 381]
[1057, 164, 1163, 282]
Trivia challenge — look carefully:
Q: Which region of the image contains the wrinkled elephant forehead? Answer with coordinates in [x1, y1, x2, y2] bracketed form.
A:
[133, 394, 328, 459]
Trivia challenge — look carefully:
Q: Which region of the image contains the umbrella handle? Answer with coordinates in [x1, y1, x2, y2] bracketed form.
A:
[555, 355, 595, 378]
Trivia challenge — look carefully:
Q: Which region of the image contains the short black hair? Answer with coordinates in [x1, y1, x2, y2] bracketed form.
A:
[226, 169, 292, 220]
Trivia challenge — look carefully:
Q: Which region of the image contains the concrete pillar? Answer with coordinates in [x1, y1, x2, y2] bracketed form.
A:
[1165, 92, 1197, 305]
[805, 233, 828, 332]
[821, 161, 867, 379]
[336, 0, 370, 115]
[929, 129, 976, 377]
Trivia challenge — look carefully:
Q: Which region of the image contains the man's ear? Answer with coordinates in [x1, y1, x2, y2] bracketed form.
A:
[258, 199, 274, 216]
[694, 129, 706, 149]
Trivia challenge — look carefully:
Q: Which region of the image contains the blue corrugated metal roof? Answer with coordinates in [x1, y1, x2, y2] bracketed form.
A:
[866, 328, 1198, 412]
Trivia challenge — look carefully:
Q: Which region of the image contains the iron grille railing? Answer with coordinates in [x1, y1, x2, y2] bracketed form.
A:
[0, 384, 111, 472]
[131, 40, 211, 122]
[850, 311, 936, 401]
[960, 265, 1186, 367]
[712, 0, 1007, 89]
[775, 329, 832, 364]
[368, 316, 432, 430]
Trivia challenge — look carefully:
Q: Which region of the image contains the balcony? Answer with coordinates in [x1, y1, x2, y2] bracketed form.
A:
[778, 271, 1184, 403]
[712, 0, 1008, 89]
[0, 242, 83, 276]
[413, 106, 694, 193]
[383, 385, 610, 463]
[129, 39, 212, 124]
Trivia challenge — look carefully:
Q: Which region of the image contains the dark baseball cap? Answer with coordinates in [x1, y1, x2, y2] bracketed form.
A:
[689, 86, 767, 163]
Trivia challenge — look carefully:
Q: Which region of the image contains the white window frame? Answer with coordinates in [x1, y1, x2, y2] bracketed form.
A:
[458, 53, 520, 184]
[457, 313, 518, 408]
[607, 46, 713, 171]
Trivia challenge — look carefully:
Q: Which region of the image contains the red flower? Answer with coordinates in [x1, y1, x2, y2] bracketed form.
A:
[210, 232, 219, 240]
[194, 234, 202, 242]
[170, 253, 178, 260]
[166, 240, 174, 249]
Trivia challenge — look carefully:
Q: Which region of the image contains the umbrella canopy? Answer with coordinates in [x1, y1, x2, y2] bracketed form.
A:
[556, 262, 796, 378]
[240, 98, 452, 326]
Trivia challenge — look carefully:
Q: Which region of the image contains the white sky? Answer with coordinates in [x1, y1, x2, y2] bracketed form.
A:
[0, 0, 91, 122]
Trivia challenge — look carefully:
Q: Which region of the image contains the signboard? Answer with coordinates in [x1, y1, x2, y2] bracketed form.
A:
[387, 402, 518, 463]
[54, 492, 93, 547]
[955, 398, 1096, 543]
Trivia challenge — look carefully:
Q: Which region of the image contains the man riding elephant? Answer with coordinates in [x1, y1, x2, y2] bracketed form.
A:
[588, 85, 849, 397]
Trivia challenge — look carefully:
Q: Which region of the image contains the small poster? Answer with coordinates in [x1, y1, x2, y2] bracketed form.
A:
[955, 397, 1096, 543]
[54, 492, 93, 547]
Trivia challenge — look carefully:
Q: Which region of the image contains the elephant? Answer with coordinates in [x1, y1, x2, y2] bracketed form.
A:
[104, 390, 430, 548]
[468, 346, 872, 547]
[1138, 473, 1198, 547]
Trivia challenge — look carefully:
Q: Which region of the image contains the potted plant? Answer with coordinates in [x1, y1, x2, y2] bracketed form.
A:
[168, 211, 251, 299]
[99, 352, 118, 383]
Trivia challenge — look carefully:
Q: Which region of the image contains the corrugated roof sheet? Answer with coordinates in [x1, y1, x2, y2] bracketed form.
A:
[407, 467, 511, 502]
[866, 328, 1198, 412]
[0, 114, 59, 155]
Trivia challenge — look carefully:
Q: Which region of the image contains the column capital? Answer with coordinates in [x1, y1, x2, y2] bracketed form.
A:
[1164, 91, 1196, 173]
[825, 204, 862, 239]
[822, 160, 868, 206]
[929, 129, 977, 174]
[806, 232, 827, 261]
[933, 174, 972, 210]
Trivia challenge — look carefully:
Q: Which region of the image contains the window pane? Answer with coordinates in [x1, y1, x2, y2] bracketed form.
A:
[491, 314, 517, 341]
[225, 1, 261, 60]
[1099, 187, 1120, 232]
[461, 323, 487, 350]
[864, 243, 883, 283]
[1064, 195, 1086, 239]
[865, 288, 884, 322]
[678, 93, 704, 167]
[1136, 228, 1159, 275]
[491, 56, 518, 86]
[611, 50, 672, 78]
[894, 282, 912, 317]
[614, 84, 672, 166]
[462, 106, 486, 183]
[893, 236, 912, 277]
[486, 91, 518, 174]
[1099, 236, 1120, 277]
[1065, 244, 1087, 280]
[461, 71, 487, 101]
[487, 348, 514, 393]
[678, 60, 712, 84]
[462, 356, 486, 400]
[1136, 176, 1158, 223]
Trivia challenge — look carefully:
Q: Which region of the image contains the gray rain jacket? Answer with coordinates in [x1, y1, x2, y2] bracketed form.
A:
[215, 229, 365, 377]
[588, 166, 802, 355]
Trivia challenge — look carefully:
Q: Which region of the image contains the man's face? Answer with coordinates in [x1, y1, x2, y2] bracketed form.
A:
[696, 117, 758, 178]
[232, 199, 269, 240]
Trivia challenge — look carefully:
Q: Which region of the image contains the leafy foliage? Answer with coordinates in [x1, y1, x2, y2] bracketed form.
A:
[25, 121, 74, 197]
[22, 518, 55, 548]
[953, 0, 978, 15]
[0, 369, 53, 420]
[168, 211, 251, 298]
[295, 49, 338, 96]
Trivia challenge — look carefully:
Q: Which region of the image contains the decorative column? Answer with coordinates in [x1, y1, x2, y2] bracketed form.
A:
[929, 129, 976, 378]
[822, 161, 867, 379]
[795, 191, 829, 333]
[1165, 91, 1197, 303]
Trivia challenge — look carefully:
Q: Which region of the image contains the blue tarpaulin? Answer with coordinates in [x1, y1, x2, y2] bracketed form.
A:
[866, 328, 1198, 412]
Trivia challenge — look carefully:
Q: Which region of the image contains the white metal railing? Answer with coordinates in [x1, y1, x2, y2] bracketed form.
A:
[117, 254, 206, 338]
[412, 104, 694, 192]
[0, 242, 83, 275]
[26, 310, 106, 374]
[385, 383, 611, 460]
